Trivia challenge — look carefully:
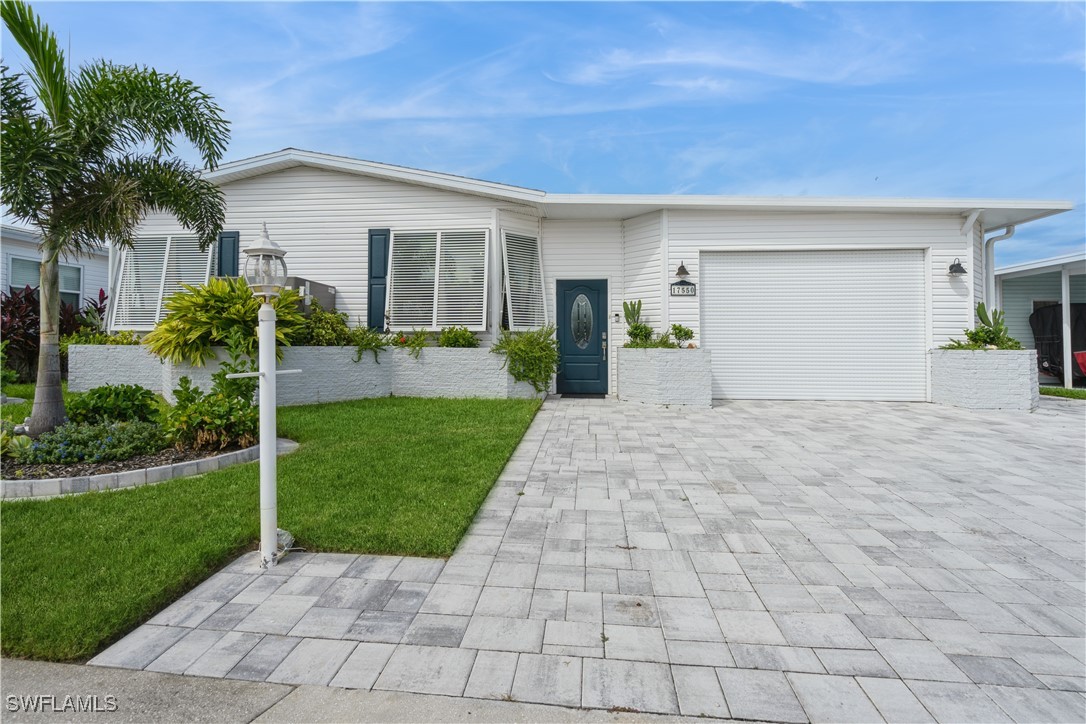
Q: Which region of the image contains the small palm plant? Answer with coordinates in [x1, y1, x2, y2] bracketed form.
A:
[1, 0, 230, 433]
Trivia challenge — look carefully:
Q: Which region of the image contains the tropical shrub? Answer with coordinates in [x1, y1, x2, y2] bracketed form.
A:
[491, 325, 559, 393]
[295, 301, 353, 346]
[625, 323, 654, 346]
[59, 329, 140, 355]
[164, 333, 259, 451]
[390, 329, 429, 359]
[438, 326, 479, 348]
[0, 285, 87, 381]
[625, 331, 679, 349]
[671, 324, 694, 346]
[143, 277, 306, 366]
[1, 340, 18, 388]
[65, 384, 158, 425]
[351, 327, 389, 363]
[12, 421, 167, 464]
[942, 303, 1023, 350]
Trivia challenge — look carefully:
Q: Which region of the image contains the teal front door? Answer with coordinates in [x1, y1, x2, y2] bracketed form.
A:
[557, 279, 607, 394]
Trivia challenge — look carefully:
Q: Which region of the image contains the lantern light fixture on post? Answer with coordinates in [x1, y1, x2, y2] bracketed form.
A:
[228, 223, 298, 569]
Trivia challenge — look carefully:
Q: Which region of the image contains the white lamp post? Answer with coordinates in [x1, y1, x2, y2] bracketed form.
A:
[242, 223, 289, 568]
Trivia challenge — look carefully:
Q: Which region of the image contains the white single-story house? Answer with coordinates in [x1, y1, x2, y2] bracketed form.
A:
[106, 148, 1072, 401]
[996, 251, 1086, 387]
[1, 223, 109, 310]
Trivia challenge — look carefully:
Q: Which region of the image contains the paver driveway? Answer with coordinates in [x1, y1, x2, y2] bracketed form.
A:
[92, 398, 1086, 722]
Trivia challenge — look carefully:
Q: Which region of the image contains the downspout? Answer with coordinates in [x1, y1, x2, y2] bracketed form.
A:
[106, 242, 116, 332]
[984, 225, 1015, 307]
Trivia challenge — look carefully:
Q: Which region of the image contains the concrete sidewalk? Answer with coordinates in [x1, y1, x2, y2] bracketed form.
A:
[0, 659, 709, 723]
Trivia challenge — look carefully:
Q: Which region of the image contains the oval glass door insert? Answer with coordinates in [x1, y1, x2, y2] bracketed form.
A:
[572, 293, 592, 349]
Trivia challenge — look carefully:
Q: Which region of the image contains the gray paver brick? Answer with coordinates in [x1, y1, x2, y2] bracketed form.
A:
[328, 642, 396, 689]
[773, 612, 872, 649]
[905, 680, 1013, 723]
[401, 613, 469, 647]
[716, 609, 786, 645]
[145, 629, 225, 674]
[464, 650, 519, 699]
[510, 653, 582, 707]
[267, 638, 356, 685]
[603, 624, 668, 663]
[185, 631, 264, 678]
[980, 683, 1086, 723]
[658, 596, 723, 641]
[788, 672, 885, 723]
[731, 643, 826, 673]
[461, 615, 544, 653]
[948, 654, 1045, 688]
[857, 676, 935, 723]
[374, 644, 477, 696]
[226, 635, 302, 681]
[344, 610, 413, 643]
[815, 648, 897, 678]
[235, 595, 318, 635]
[672, 664, 730, 718]
[873, 638, 971, 683]
[581, 658, 678, 715]
[88, 625, 189, 670]
[717, 667, 808, 723]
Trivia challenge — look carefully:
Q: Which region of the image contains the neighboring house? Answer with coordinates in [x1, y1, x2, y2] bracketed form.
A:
[1, 224, 109, 310]
[996, 251, 1086, 387]
[108, 148, 1071, 401]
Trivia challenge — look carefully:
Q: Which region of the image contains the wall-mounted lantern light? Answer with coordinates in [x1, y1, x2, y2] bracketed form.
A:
[676, 261, 689, 279]
[948, 258, 967, 276]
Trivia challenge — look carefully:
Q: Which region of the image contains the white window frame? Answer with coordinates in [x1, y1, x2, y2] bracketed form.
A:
[385, 229, 490, 332]
[500, 228, 547, 331]
[7, 254, 84, 307]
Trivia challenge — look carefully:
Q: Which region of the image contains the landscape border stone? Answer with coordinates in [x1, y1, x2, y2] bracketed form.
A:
[0, 438, 299, 501]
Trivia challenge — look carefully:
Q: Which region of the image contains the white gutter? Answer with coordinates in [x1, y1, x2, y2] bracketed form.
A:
[984, 225, 1015, 307]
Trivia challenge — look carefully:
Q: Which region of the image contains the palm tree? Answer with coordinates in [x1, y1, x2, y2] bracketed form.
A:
[1, 0, 229, 434]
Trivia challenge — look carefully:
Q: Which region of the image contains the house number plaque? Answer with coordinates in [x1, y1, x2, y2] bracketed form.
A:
[670, 280, 697, 296]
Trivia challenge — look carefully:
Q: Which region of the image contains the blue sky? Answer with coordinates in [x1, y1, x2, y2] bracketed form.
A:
[4, 1, 1083, 263]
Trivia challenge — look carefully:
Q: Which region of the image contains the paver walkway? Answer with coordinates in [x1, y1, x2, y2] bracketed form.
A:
[91, 398, 1086, 722]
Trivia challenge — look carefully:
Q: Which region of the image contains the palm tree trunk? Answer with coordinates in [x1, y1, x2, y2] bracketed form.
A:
[27, 253, 66, 435]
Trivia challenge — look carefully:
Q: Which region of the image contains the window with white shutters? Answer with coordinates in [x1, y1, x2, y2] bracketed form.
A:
[110, 235, 212, 331]
[9, 256, 83, 307]
[501, 230, 546, 330]
[387, 229, 489, 331]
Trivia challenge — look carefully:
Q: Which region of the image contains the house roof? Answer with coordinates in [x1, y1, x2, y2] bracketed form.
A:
[1, 223, 109, 257]
[996, 251, 1086, 279]
[206, 148, 1073, 231]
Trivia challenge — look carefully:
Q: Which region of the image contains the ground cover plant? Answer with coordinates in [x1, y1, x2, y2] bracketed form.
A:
[0, 395, 541, 661]
[1040, 386, 1086, 400]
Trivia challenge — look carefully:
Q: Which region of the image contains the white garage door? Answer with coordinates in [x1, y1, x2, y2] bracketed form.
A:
[700, 249, 928, 401]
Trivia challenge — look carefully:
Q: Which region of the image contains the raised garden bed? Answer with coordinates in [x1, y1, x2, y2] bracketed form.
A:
[930, 349, 1039, 411]
[618, 348, 712, 407]
[69, 345, 541, 403]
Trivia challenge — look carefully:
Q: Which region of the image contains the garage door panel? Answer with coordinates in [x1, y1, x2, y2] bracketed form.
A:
[701, 250, 927, 401]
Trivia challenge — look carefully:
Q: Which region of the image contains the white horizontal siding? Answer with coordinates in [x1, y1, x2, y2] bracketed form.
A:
[621, 212, 663, 345]
[542, 219, 622, 394]
[1, 233, 108, 309]
[1001, 271, 1086, 349]
[665, 210, 971, 348]
[134, 166, 534, 326]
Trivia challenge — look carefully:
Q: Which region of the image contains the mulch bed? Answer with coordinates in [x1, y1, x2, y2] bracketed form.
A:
[1, 445, 243, 481]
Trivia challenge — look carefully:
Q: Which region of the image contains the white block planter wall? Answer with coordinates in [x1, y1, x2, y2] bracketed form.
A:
[930, 349, 1039, 411]
[67, 345, 163, 393]
[618, 348, 712, 407]
[390, 348, 539, 399]
[69, 345, 537, 403]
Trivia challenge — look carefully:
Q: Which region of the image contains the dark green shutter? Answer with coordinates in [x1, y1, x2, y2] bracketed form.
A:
[368, 228, 390, 330]
[217, 231, 240, 277]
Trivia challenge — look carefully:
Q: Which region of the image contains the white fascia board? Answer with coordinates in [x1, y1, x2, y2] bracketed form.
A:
[205, 148, 547, 205]
[996, 252, 1086, 279]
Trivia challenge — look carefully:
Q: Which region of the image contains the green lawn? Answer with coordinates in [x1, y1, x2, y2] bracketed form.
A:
[1040, 386, 1086, 400]
[0, 395, 540, 661]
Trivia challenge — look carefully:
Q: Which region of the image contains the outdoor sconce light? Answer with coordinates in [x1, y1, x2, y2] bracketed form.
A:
[676, 261, 689, 279]
[243, 223, 288, 300]
[948, 258, 967, 276]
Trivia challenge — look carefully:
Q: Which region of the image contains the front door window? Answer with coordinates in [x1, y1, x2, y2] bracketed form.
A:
[572, 294, 592, 349]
